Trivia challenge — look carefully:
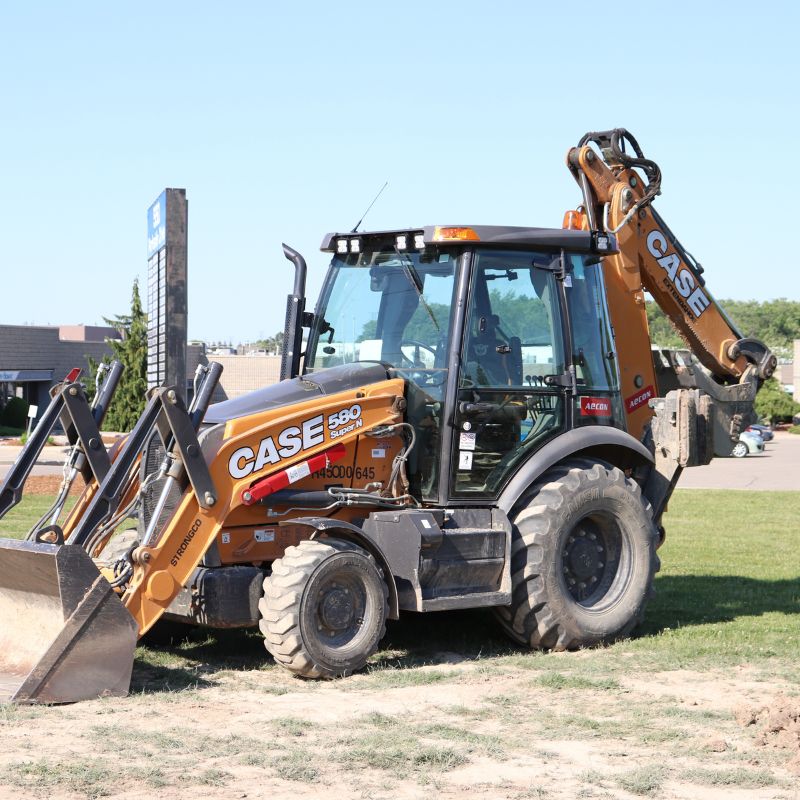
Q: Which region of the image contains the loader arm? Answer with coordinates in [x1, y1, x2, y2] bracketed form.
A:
[121, 378, 406, 634]
[566, 128, 776, 441]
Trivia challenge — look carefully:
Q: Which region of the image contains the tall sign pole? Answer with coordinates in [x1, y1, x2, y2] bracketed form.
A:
[147, 189, 188, 399]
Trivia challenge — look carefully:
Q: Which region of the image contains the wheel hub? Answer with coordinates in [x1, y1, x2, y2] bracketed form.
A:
[567, 538, 600, 580]
[562, 521, 608, 602]
[319, 586, 354, 631]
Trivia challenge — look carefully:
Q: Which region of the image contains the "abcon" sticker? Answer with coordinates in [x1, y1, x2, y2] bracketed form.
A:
[580, 397, 612, 417]
[625, 385, 655, 414]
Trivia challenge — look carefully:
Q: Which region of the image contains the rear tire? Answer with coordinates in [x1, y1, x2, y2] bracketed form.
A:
[259, 538, 388, 678]
[731, 442, 748, 458]
[495, 459, 659, 650]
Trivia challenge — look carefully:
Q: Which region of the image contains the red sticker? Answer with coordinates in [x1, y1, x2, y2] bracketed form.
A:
[580, 397, 612, 417]
[625, 385, 655, 414]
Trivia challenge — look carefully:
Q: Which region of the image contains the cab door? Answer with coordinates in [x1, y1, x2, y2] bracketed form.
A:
[450, 249, 568, 499]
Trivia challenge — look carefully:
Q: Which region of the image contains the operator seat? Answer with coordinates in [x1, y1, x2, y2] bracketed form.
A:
[465, 316, 522, 387]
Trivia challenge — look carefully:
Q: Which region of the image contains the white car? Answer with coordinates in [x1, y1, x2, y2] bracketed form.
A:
[731, 430, 765, 458]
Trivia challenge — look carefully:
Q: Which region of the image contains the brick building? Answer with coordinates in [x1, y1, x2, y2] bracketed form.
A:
[0, 325, 283, 430]
[186, 347, 281, 403]
[0, 325, 120, 424]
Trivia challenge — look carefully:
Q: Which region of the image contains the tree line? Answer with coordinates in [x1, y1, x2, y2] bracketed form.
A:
[647, 298, 800, 359]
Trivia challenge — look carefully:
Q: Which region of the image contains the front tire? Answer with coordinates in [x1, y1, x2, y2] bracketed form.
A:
[731, 441, 748, 458]
[495, 459, 659, 650]
[259, 538, 388, 678]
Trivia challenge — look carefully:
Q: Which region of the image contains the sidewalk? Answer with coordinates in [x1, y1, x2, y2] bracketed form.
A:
[0, 443, 68, 478]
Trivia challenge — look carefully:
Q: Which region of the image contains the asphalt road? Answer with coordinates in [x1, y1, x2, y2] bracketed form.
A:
[1, 432, 797, 489]
[678, 430, 799, 491]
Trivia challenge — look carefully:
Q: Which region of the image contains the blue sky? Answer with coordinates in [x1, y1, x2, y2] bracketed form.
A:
[1, 1, 796, 342]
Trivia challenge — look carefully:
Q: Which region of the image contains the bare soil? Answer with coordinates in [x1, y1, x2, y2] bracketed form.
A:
[1, 644, 798, 800]
[23, 475, 86, 496]
[737, 695, 800, 775]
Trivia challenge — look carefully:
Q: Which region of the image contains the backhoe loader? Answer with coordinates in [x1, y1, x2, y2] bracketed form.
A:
[0, 129, 776, 703]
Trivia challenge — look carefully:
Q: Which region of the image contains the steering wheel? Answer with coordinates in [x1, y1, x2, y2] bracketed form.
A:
[397, 340, 444, 388]
[399, 339, 437, 368]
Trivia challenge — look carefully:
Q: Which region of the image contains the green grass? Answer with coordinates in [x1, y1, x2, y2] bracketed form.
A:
[616, 765, 665, 796]
[1, 489, 797, 688]
[631, 489, 800, 669]
[0, 495, 76, 540]
[533, 672, 621, 691]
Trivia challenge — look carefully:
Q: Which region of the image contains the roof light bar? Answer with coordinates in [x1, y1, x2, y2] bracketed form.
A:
[432, 226, 480, 242]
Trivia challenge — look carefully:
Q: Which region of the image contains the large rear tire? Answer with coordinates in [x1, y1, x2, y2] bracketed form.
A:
[495, 459, 659, 650]
[259, 538, 388, 678]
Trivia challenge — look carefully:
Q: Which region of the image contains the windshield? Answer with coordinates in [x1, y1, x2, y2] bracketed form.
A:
[305, 248, 459, 377]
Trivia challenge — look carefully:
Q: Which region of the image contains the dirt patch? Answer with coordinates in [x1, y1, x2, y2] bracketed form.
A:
[21, 476, 86, 496]
[1, 657, 798, 799]
[737, 695, 800, 774]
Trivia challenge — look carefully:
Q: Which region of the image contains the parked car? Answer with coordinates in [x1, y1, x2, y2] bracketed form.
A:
[731, 430, 765, 458]
[746, 423, 774, 442]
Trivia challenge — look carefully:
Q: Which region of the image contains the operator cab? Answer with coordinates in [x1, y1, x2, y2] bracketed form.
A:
[305, 226, 621, 504]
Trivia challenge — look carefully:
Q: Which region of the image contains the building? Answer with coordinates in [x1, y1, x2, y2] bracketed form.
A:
[0, 325, 284, 430]
[186, 346, 282, 404]
[0, 324, 120, 425]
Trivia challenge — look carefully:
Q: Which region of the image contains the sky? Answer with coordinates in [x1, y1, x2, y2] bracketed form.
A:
[1, 1, 797, 343]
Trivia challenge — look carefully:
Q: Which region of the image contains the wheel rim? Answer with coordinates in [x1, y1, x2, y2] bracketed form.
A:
[733, 443, 747, 457]
[311, 571, 367, 648]
[561, 513, 627, 608]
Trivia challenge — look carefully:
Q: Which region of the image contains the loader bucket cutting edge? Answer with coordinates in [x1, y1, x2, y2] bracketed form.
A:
[0, 538, 138, 704]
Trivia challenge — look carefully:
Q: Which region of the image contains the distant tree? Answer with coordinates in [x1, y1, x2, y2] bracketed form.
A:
[252, 332, 284, 354]
[645, 302, 684, 349]
[754, 377, 800, 424]
[646, 298, 800, 358]
[85, 280, 148, 431]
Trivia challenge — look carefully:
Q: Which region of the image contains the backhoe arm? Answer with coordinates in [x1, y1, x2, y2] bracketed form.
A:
[567, 128, 776, 440]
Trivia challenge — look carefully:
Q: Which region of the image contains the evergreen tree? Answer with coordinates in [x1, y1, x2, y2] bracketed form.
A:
[86, 280, 148, 431]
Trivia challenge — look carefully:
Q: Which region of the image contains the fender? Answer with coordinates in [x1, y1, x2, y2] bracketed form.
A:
[283, 517, 400, 620]
[497, 427, 653, 514]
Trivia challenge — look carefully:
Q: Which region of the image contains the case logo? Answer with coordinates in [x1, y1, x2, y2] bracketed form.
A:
[647, 230, 710, 318]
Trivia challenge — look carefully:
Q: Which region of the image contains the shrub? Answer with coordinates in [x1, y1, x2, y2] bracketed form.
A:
[0, 397, 28, 430]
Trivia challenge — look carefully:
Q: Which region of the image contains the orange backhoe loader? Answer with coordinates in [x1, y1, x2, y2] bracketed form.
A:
[0, 128, 775, 703]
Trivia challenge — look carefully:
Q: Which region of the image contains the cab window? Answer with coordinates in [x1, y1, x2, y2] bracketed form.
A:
[452, 249, 566, 498]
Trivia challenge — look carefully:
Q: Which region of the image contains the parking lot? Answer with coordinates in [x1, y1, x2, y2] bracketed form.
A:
[679, 430, 799, 491]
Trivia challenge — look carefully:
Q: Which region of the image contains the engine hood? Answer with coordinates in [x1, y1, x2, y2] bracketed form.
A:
[203, 362, 391, 424]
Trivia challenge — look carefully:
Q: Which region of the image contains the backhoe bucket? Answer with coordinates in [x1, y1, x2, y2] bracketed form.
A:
[0, 539, 138, 704]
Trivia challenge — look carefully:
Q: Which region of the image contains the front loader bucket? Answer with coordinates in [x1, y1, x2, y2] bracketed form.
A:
[0, 539, 138, 704]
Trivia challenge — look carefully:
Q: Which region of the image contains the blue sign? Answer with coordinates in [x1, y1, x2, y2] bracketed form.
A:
[147, 191, 167, 257]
